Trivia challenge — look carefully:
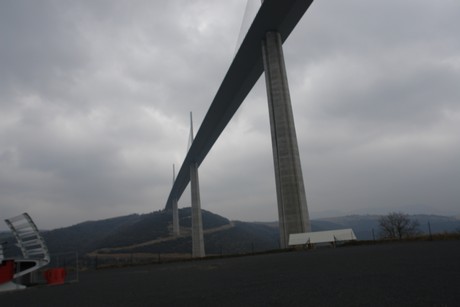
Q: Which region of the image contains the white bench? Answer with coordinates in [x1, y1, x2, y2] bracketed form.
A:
[0, 213, 50, 291]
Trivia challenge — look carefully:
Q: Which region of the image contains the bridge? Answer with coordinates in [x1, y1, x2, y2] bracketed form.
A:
[164, 0, 315, 256]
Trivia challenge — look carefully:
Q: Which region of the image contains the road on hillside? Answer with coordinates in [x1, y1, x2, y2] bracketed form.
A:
[1, 240, 459, 306]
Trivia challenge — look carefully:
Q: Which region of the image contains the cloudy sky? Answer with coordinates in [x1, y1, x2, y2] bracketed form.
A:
[1, 0, 459, 230]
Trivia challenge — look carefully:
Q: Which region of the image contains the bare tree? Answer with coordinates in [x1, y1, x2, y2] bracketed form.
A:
[379, 212, 420, 240]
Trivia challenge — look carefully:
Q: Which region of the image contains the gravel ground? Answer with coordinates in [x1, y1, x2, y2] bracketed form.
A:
[1, 240, 459, 306]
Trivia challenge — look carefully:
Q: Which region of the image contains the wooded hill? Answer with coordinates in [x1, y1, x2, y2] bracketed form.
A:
[42, 208, 279, 256]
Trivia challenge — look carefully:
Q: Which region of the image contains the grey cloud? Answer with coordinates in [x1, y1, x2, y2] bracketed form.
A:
[0, 1, 459, 230]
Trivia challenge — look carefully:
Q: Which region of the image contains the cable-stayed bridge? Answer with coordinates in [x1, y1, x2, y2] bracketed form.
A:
[164, 0, 315, 257]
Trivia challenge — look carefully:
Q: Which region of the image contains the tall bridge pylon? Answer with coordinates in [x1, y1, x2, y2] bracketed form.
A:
[165, 0, 315, 255]
[262, 31, 311, 247]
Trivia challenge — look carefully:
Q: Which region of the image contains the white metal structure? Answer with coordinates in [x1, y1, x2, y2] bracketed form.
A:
[0, 213, 50, 291]
[289, 229, 357, 246]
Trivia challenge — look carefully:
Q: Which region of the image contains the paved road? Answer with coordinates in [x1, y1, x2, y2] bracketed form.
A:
[1, 240, 459, 306]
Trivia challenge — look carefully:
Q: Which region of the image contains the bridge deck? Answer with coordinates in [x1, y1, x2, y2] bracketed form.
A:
[165, 0, 314, 210]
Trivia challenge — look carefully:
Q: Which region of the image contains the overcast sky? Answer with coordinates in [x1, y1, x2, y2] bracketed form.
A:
[1, 0, 459, 230]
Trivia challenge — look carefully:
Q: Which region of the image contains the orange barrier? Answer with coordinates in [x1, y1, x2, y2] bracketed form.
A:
[44, 268, 66, 285]
[0, 260, 15, 284]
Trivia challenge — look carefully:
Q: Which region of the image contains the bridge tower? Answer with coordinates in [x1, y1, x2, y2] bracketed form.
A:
[262, 31, 311, 248]
[189, 113, 205, 257]
[190, 162, 205, 257]
[171, 164, 180, 236]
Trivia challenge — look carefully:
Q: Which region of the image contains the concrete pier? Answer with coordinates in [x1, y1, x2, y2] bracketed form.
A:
[172, 198, 180, 236]
[190, 162, 205, 257]
[171, 164, 180, 236]
[262, 31, 311, 248]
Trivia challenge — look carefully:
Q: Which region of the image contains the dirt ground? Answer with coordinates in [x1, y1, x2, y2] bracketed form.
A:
[1, 240, 459, 306]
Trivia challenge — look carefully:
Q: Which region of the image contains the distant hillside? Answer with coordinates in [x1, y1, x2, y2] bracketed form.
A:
[101, 220, 279, 255]
[312, 214, 460, 240]
[312, 215, 381, 240]
[2, 211, 459, 258]
[43, 214, 142, 254]
[256, 214, 460, 241]
[41, 208, 232, 255]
